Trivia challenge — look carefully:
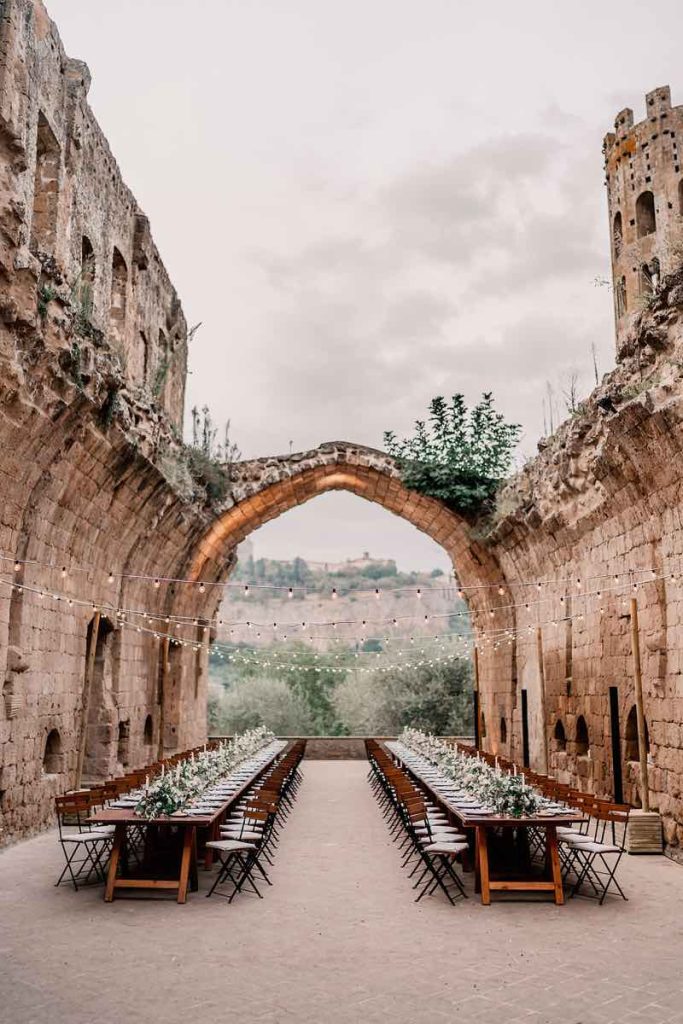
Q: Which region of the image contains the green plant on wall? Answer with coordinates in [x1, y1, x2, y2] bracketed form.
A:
[384, 393, 520, 515]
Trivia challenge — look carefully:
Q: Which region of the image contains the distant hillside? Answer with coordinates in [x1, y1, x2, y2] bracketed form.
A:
[220, 553, 470, 650]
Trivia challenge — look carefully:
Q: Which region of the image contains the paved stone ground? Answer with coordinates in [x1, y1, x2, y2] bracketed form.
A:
[2, 761, 683, 1024]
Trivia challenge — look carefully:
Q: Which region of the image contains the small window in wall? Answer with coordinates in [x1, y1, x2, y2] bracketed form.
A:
[110, 248, 128, 340]
[679, 179, 683, 215]
[499, 716, 507, 744]
[613, 211, 623, 257]
[576, 715, 589, 756]
[144, 714, 154, 746]
[625, 705, 650, 762]
[80, 236, 95, 316]
[117, 720, 130, 767]
[615, 276, 627, 318]
[43, 729, 62, 774]
[30, 113, 60, 253]
[636, 190, 656, 237]
[640, 262, 654, 297]
[479, 711, 487, 738]
[553, 719, 567, 752]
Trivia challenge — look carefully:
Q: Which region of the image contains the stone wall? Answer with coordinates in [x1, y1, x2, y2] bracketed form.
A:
[485, 267, 683, 849]
[0, 0, 216, 840]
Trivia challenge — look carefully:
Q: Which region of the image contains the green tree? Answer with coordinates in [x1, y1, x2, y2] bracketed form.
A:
[208, 676, 316, 735]
[384, 393, 520, 515]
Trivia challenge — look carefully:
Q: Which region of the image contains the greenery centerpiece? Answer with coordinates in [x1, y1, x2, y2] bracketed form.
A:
[135, 726, 274, 819]
[400, 728, 540, 818]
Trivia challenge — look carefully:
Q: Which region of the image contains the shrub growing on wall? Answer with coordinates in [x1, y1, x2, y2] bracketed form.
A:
[384, 393, 520, 515]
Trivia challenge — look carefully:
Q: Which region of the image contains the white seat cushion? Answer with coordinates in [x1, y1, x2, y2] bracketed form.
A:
[423, 842, 469, 855]
[61, 833, 108, 844]
[206, 839, 255, 852]
[568, 841, 621, 853]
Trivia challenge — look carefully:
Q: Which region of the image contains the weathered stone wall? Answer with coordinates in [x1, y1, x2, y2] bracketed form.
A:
[0, 0, 215, 840]
[486, 268, 683, 849]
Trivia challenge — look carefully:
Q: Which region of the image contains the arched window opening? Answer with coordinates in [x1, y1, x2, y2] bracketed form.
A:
[80, 236, 95, 316]
[43, 729, 62, 775]
[615, 276, 627, 318]
[30, 112, 60, 253]
[679, 179, 683, 216]
[499, 716, 507, 744]
[575, 715, 589, 757]
[117, 720, 130, 767]
[479, 710, 486, 738]
[553, 719, 567, 752]
[110, 248, 127, 341]
[636, 190, 656, 237]
[625, 705, 650, 762]
[83, 615, 116, 781]
[612, 210, 623, 257]
[143, 714, 154, 747]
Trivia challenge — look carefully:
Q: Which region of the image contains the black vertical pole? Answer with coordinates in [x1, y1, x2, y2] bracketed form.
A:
[473, 689, 480, 750]
[521, 688, 530, 768]
[609, 686, 624, 804]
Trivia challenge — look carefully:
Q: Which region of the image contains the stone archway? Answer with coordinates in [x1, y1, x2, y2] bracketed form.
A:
[175, 442, 516, 753]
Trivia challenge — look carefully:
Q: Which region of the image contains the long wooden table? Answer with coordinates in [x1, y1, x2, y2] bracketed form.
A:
[384, 742, 582, 905]
[92, 742, 289, 904]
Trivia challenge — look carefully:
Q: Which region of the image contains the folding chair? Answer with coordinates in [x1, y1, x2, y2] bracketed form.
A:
[54, 794, 113, 890]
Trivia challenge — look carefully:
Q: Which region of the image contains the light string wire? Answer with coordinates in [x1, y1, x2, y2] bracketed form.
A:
[0, 567, 668, 672]
[0, 560, 672, 640]
[0, 550, 670, 599]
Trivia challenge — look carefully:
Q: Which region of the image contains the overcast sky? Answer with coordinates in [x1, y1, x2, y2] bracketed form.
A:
[49, 0, 683, 571]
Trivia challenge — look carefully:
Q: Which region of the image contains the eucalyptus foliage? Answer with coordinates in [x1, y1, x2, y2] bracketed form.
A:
[384, 393, 520, 514]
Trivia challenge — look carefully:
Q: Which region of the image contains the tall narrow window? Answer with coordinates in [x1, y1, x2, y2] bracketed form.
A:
[679, 179, 683, 216]
[640, 263, 654, 298]
[499, 716, 507, 744]
[110, 248, 128, 341]
[80, 236, 95, 316]
[143, 714, 154, 747]
[576, 715, 589, 756]
[140, 331, 150, 384]
[635, 190, 656, 237]
[117, 720, 130, 767]
[612, 210, 623, 257]
[615, 276, 627, 317]
[30, 113, 60, 253]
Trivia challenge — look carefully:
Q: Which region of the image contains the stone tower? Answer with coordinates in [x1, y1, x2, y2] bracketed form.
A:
[604, 86, 683, 355]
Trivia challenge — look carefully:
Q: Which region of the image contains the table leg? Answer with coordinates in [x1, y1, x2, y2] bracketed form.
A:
[474, 827, 481, 893]
[547, 825, 564, 905]
[204, 820, 219, 868]
[177, 826, 195, 904]
[477, 826, 491, 905]
[104, 824, 125, 903]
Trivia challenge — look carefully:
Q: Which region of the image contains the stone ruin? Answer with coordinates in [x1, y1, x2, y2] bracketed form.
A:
[2, 2, 683, 853]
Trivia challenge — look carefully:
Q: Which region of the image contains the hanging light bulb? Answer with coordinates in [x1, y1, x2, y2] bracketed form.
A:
[154, 579, 160, 589]
[332, 588, 338, 599]
[108, 571, 115, 584]
[375, 588, 380, 600]
[199, 583, 205, 594]
[288, 587, 294, 599]
[13, 561, 20, 573]
[416, 588, 422, 599]
[61, 566, 67, 578]
[497, 585, 504, 596]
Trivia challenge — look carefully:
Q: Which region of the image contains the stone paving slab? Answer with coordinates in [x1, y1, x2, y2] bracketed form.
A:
[2, 761, 683, 1024]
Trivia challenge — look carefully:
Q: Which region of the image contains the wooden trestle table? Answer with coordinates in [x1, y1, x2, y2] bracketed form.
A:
[92, 742, 289, 904]
[383, 742, 583, 905]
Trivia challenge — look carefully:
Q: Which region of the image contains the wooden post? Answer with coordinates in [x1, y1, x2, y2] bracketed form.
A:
[75, 610, 100, 789]
[629, 597, 650, 813]
[473, 645, 480, 750]
[536, 626, 549, 773]
[157, 635, 170, 761]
